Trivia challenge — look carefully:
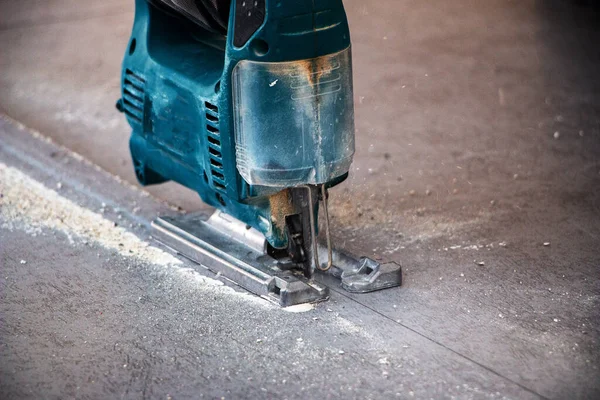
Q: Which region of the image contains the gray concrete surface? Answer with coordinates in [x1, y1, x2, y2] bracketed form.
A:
[1, 0, 600, 399]
[1, 117, 543, 400]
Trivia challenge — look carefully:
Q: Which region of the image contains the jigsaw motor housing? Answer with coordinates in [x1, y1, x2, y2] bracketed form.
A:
[119, 0, 355, 249]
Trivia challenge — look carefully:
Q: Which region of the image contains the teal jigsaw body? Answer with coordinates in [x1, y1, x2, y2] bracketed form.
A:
[119, 0, 355, 250]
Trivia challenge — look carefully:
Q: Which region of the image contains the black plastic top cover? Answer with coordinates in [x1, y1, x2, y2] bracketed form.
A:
[150, 0, 264, 46]
[150, 0, 231, 35]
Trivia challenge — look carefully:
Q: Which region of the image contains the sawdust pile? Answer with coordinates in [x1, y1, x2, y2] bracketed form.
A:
[0, 162, 180, 267]
[0, 162, 276, 310]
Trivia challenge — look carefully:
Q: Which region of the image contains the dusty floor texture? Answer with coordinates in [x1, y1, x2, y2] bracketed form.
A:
[1, 0, 600, 399]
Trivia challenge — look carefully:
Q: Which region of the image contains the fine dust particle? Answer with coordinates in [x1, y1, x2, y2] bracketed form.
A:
[579, 130, 585, 137]
[283, 303, 315, 313]
[543, 242, 551, 247]
[332, 316, 378, 345]
[553, 131, 560, 139]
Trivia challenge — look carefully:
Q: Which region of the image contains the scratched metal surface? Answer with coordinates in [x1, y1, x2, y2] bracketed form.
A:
[1, 0, 600, 398]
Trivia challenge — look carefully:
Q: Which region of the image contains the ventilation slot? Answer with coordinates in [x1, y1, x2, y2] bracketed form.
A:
[212, 170, 225, 180]
[209, 147, 222, 158]
[205, 101, 225, 193]
[205, 101, 219, 112]
[122, 69, 145, 124]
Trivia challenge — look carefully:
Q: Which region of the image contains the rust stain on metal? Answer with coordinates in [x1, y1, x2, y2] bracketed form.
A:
[296, 56, 335, 88]
[269, 189, 294, 232]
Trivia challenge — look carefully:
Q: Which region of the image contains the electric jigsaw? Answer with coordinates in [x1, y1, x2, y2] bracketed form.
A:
[117, 0, 402, 306]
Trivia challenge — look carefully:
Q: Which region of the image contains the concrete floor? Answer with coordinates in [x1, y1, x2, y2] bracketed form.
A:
[1, 0, 600, 398]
